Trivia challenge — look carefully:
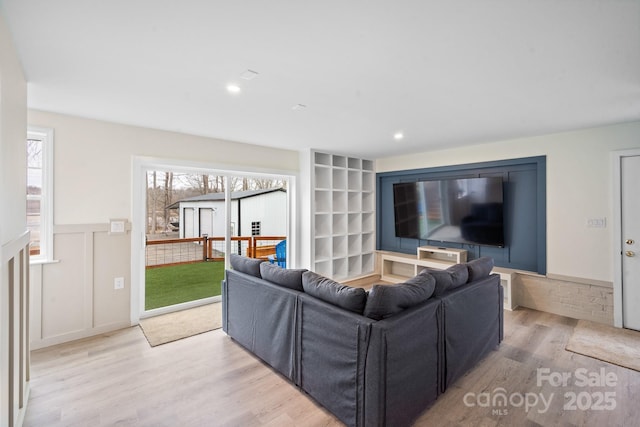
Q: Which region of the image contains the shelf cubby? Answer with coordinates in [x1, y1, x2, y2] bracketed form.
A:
[332, 191, 347, 213]
[362, 212, 375, 233]
[348, 192, 361, 213]
[348, 255, 361, 275]
[348, 213, 362, 234]
[362, 192, 375, 212]
[332, 155, 347, 168]
[314, 260, 332, 277]
[333, 258, 347, 279]
[315, 213, 331, 237]
[362, 232, 375, 253]
[332, 168, 347, 190]
[332, 213, 347, 236]
[315, 152, 332, 166]
[314, 237, 332, 261]
[315, 190, 331, 213]
[348, 170, 361, 191]
[315, 165, 331, 189]
[348, 234, 362, 256]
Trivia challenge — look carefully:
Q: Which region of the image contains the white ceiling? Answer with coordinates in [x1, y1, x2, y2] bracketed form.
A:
[2, 0, 639, 158]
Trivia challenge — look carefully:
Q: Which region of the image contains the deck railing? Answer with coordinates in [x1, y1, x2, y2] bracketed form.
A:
[145, 235, 285, 267]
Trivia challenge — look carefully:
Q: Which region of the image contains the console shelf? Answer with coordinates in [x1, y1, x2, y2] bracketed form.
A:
[417, 246, 467, 264]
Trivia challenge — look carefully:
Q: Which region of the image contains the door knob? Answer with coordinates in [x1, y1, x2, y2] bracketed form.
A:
[626, 251, 636, 257]
[626, 239, 635, 245]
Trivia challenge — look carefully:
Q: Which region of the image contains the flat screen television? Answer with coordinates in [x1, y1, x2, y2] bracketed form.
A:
[393, 177, 505, 247]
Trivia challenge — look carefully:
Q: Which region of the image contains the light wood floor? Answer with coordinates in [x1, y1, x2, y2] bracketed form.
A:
[24, 308, 640, 427]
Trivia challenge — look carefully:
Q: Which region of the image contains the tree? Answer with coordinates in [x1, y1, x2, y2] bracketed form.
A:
[163, 171, 173, 230]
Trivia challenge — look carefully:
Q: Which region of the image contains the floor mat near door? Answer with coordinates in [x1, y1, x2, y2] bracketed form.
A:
[566, 319, 640, 372]
[139, 303, 222, 347]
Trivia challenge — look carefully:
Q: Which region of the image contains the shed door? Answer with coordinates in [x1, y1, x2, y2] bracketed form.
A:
[200, 208, 213, 237]
[184, 208, 195, 238]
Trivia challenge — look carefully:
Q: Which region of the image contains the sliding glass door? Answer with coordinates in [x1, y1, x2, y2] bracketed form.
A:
[132, 158, 292, 320]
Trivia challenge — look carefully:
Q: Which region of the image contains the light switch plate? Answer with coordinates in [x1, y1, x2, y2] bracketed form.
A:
[109, 219, 127, 234]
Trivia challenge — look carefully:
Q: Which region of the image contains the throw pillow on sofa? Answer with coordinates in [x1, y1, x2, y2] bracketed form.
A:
[259, 263, 307, 291]
[466, 256, 495, 282]
[421, 264, 469, 296]
[302, 271, 368, 314]
[363, 271, 436, 320]
[229, 254, 263, 278]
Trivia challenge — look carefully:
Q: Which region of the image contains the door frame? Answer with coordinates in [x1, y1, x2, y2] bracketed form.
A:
[131, 156, 297, 324]
[612, 148, 640, 328]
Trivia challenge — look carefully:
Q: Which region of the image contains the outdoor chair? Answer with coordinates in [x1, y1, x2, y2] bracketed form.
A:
[268, 240, 286, 268]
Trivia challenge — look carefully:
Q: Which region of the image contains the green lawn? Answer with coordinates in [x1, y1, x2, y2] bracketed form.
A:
[145, 261, 224, 310]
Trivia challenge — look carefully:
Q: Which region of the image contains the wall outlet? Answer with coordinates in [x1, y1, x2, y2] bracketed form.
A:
[114, 277, 125, 290]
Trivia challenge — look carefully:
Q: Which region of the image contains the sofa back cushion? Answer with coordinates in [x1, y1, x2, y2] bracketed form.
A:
[363, 271, 436, 320]
[422, 264, 469, 296]
[259, 263, 307, 291]
[466, 256, 495, 282]
[302, 271, 367, 314]
[229, 254, 263, 278]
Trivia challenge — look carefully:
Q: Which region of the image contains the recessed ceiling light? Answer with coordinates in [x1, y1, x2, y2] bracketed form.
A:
[394, 132, 404, 140]
[240, 70, 259, 80]
[226, 84, 241, 94]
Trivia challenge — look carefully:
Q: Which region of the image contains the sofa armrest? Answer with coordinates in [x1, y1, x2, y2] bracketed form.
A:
[366, 297, 441, 427]
[224, 269, 300, 383]
[297, 293, 375, 427]
[439, 274, 502, 391]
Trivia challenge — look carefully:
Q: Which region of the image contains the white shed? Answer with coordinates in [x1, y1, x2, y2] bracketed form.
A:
[169, 188, 287, 239]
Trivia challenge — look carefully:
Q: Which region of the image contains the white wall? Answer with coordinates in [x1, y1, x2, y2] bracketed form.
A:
[0, 11, 30, 427]
[0, 15, 27, 245]
[239, 191, 287, 237]
[376, 121, 640, 283]
[29, 110, 299, 225]
[27, 110, 299, 348]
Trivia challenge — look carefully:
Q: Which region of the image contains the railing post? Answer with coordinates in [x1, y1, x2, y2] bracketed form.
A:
[202, 234, 208, 261]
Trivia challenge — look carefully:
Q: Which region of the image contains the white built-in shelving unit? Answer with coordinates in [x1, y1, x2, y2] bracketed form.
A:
[312, 151, 375, 280]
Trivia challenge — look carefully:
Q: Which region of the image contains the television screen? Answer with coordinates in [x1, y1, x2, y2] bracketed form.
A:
[393, 177, 504, 247]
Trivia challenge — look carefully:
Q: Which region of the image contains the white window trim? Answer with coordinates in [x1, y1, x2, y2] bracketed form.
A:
[27, 126, 54, 263]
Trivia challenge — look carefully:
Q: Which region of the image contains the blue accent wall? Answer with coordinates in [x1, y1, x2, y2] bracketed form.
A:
[376, 156, 546, 274]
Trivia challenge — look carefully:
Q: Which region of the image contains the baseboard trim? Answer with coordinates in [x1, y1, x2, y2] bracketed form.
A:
[31, 321, 132, 350]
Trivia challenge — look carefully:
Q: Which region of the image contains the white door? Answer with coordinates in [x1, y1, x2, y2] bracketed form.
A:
[200, 208, 213, 237]
[184, 208, 194, 238]
[622, 155, 640, 330]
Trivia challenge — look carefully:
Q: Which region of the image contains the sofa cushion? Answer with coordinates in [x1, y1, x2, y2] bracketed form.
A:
[466, 256, 495, 282]
[302, 271, 367, 314]
[422, 264, 469, 296]
[363, 271, 436, 320]
[259, 263, 307, 291]
[229, 254, 263, 278]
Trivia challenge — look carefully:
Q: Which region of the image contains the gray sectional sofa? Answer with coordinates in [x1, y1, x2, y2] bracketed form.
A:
[222, 254, 503, 427]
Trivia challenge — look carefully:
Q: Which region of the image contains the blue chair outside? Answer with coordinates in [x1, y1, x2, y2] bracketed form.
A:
[268, 240, 286, 268]
[275, 240, 286, 267]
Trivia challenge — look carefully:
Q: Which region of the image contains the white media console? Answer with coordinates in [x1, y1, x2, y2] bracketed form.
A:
[379, 245, 517, 310]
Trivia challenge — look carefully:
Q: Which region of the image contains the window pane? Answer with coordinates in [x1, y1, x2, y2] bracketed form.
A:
[27, 139, 43, 168]
[28, 168, 42, 194]
[27, 199, 41, 255]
